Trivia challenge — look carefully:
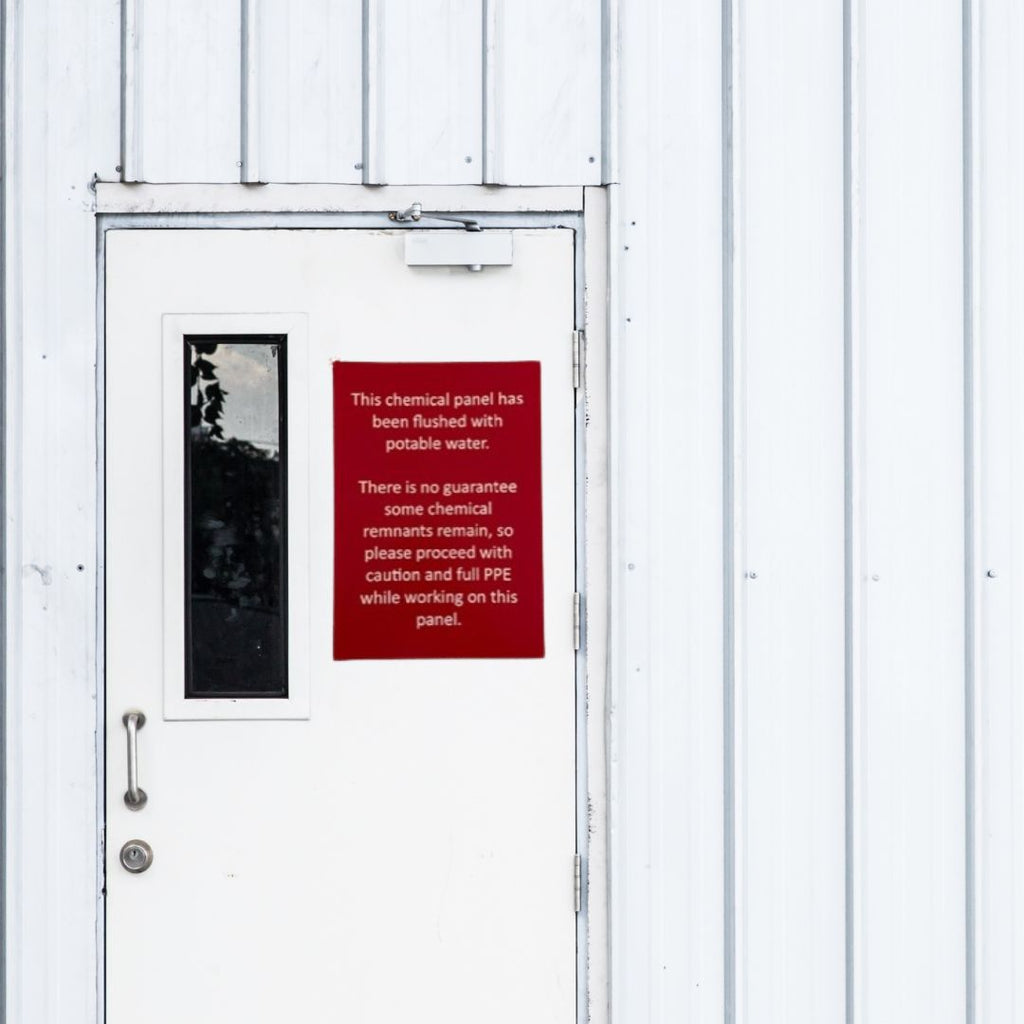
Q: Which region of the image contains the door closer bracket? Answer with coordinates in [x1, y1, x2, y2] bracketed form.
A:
[392, 203, 514, 272]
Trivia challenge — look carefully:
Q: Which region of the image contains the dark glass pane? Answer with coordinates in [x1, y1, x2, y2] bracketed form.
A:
[185, 336, 287, 698]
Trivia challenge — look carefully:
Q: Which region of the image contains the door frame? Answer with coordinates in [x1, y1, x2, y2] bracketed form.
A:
[93, 185, 609, 1024]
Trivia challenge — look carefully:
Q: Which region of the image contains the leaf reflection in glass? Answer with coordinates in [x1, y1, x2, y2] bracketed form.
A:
[187, 340, 286, 697]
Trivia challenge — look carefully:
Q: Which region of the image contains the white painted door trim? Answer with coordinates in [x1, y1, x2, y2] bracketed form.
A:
[75, 193, 610, 1024]
[93, 184, 585, 216]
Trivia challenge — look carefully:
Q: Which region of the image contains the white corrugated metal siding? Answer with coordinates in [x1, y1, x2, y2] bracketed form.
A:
[2, 0, 119, 1019]
[976, 1, 1024, 1018]
[612, 0, 1021, 1022]
[120, 0, 603, 185]
[4, 0, 1024, 1022]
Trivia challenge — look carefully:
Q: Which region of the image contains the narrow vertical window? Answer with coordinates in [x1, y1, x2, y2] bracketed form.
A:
[184, 336, 287, 698]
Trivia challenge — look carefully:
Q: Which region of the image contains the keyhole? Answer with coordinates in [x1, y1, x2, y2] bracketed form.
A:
[120, 838, 153, 873]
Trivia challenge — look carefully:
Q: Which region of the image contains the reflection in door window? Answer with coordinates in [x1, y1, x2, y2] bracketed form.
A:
[185, 336, 287, 698]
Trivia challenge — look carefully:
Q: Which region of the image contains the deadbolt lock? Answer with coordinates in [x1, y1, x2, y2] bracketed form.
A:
[119, 839, 153, 874]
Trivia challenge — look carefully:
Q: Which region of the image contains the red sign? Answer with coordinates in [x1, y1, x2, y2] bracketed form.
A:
[333, 361, 544, 660]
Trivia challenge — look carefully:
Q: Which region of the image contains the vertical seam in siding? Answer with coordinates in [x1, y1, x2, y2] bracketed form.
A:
[0, 0, 21, 1018]
[119, 0, 141, 182]
[239, 0, 259, 183]
[843, 0, 855, 1020]
[360, 0, 382, 185]
[722, 0, 737, 1020]
[0, 0, 8, 1009]
[601, 0, 619, 185]
[360, 0, 369, 182]
[481, 0, 496, 185]
[845, 0, 865, 1016]
[963, 0, 978, 1019]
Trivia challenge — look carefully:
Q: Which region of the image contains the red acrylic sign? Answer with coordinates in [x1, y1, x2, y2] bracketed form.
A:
[333, 361, 544, 660]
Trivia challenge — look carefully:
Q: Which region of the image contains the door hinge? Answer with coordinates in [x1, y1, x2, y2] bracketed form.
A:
[573, 592, 582, 651]
[574, 853, 582, 913]
[572, 330, 585, 392]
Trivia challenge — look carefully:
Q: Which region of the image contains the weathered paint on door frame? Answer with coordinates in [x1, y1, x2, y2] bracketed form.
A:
[91, 189, 610, 1024]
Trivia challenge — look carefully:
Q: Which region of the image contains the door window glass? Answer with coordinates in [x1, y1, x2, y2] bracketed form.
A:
[184, 336, 287, 698]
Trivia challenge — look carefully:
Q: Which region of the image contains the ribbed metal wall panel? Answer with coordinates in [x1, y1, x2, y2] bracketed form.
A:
[612, 1, 726, 1021]
[484, 0, 602, 185]
[734, 2, 846, 1019]
[854, 2, 967, 1019]
[122, 0, 603, 185]
[122, 0, 241, 182]
[611, 0, 995, 1023]
[976, 0, 1024, 1019]
[367, 0, 482, 185]
[255, 0, 363, 184]
[2, 0, 120, 1021]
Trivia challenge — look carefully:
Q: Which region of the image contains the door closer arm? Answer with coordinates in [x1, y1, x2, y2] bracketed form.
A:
[389, 202, 482, 232]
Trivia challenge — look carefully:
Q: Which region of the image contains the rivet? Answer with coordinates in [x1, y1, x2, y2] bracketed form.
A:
[747, 571, 758, 580]
[987, 569, 998, 579]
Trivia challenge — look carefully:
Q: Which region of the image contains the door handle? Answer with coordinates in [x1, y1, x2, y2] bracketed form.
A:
[122, 710, 148, 810]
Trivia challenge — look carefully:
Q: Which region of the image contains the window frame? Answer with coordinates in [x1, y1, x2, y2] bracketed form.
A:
[161, 313, 310, 721]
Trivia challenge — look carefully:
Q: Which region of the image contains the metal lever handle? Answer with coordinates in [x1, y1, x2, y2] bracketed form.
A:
[122, 710, 147, 810]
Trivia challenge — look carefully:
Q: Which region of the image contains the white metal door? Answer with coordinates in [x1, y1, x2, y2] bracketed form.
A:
[105, 228, 578, 1024]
